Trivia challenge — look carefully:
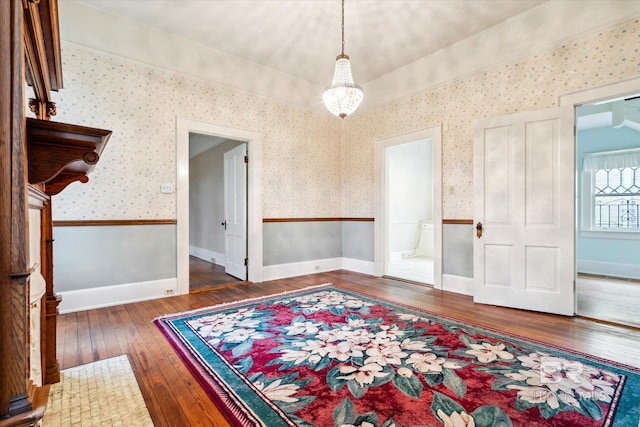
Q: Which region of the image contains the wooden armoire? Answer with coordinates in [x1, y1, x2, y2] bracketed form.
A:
[0, 1, 110, 425]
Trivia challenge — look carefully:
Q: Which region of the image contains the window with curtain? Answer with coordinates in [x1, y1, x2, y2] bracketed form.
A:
[582, 148, 640, 230]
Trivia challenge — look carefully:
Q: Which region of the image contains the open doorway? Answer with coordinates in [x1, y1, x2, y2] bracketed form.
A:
[375, 126, 442, 288]
[176, 118, 263, 296]
[188, 133, 245, 292]
[575, 94, 640, 327]
[385, 139, 434, 284]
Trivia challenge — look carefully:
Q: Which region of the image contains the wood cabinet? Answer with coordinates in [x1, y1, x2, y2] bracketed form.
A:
[0, 1, 111, 424]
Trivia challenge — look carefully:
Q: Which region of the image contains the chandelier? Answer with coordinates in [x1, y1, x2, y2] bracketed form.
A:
[322, 0, 363, 119]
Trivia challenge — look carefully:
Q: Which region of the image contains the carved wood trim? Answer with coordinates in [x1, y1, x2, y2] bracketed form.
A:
[8, 267, 34, 280]
[41, 202, 60, 385]
[44, 173, 88, 196]
[53, 219, 178, 227]
[26, 118, 111, 193]
[22, 0, 62, 119]
[263, 217, 375, 223]
[28, 185, 48, 209]
[35, 0, 62, 91]
[43, 294, 60, 384]
[0, 385, 49, 427]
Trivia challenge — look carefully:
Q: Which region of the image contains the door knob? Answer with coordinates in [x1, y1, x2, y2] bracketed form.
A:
[476, 222, 483, 238]
[221, 220, 227, 230]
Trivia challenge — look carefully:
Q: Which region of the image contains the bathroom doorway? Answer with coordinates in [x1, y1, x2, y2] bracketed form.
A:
[375, 126, 442, 288]
[385, 139, 434, 283]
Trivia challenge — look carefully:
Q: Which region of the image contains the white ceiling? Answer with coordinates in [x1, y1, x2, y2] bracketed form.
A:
[75, 0, 545, 86]
[188, 133, 227, 159]
[62, 1, 640, 114]
[578, 96, 640, 132]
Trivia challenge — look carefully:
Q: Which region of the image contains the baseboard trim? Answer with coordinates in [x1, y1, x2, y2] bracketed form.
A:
[261, 257, 376, 282]
[262, 258, 343, 282]
[341, 258, 376, 276]
[189, 246, 225, 266]
[577, 259, 640, 280]
[58, 278, 177, 314]
[442, 274, 474, 296]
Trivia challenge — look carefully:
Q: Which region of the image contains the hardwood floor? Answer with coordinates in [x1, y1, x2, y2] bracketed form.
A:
[189, 256, 242, 293]
[56, 271, 640, 426]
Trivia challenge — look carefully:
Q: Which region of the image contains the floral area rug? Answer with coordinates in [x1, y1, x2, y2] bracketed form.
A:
[154, 284, 640, 427]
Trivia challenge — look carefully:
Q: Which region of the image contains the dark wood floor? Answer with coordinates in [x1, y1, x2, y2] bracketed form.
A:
[56, 271, 640, 427]
[189, 255, 242, 292]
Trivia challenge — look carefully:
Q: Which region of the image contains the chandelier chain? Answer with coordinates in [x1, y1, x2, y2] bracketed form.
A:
[341, 0, 345, 55]
[323, 0, 363, 119]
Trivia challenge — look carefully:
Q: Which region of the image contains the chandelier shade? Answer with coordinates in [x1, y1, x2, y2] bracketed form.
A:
[323, 55, 363, 118]
[322, 0, 363, 119]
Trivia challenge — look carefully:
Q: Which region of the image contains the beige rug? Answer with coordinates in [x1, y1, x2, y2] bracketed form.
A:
[42, 355, 153, 426]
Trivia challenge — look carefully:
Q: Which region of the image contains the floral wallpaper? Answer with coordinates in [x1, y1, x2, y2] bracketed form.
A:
[341, 18, 640, 219]
[49, 18, 639, 221]
[49, 43, 341, 220]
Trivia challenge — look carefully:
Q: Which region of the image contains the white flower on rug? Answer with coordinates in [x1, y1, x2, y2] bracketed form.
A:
[338, 363, 391, 387]
[326, 340, 366, 362]
[506, 385, 560, 409]
[408, 352, 461, 373]
[279, 349, 313, 365]
[277, 291, 374, 314]
[317, 326, 373, 345]
[284, 320, 323, 336]
[465, 342, 514, 363]
[510, 352, 619, 404]
[400, 338, 429, 351]
[396, 312, 427, 323]
[224, 328, 269, 343]
[436, 409, 476, 427]
[397, 367, 413, 378]
[226, 308, 257, 320]
[298, 339, 332, 357]
[254, 379, 300, 403]
[364, 340, 408, 366]
[374, 325, 405, 341]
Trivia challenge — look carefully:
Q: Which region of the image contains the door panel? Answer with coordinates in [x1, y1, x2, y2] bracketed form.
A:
[484, 126, 512, 224]
[224, 144, 247, 280]
[474, 107, 574, 315]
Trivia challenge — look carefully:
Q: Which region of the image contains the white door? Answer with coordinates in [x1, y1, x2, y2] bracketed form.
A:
[473, 107, 575, 315]
[223, 144, 247, 280]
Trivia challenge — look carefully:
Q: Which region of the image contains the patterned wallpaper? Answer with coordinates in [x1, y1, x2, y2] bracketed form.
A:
[49, 44, 341, 220]
[49, 18, 639, 221]
[341, 18, 640, 219]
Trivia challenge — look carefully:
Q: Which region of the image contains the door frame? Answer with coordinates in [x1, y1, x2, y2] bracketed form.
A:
[176, 118, 263, 295]
[374, 125, 443, 289]
[559, 76, 640, 315]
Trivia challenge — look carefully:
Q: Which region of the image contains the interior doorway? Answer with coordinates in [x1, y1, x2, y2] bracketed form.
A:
[188, 134, 246, 291]
[573, 93, 640, 328]
[375, 126, 442, 288]
[385, 139, 434, 283]
[176, 118, 263, 296]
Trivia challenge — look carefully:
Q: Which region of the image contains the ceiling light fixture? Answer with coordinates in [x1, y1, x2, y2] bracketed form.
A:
[322, 0, 363, 119]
